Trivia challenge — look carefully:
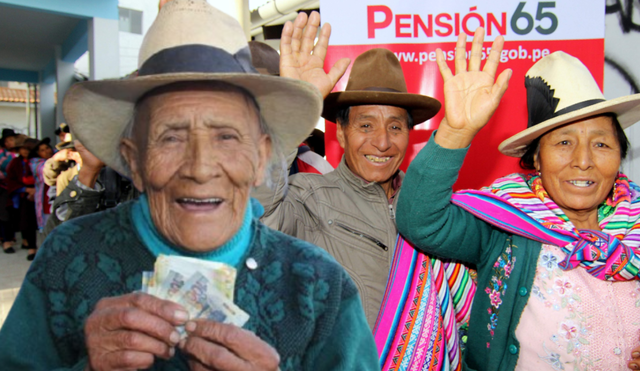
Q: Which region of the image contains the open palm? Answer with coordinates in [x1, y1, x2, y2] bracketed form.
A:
[435, 28, 512, 148]
[280, 11, 350, 98]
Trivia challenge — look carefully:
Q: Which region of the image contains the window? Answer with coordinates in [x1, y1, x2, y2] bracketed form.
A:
[119, 7, 143, 35]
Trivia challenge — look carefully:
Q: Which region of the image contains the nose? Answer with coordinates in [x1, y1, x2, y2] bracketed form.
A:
[179, 132, 220, 183]
[572, 141, 594, 171]
[370, 127, 392, 152]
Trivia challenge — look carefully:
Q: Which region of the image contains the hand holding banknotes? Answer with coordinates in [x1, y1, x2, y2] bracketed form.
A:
[180, 320, 280, 371]
[83, 292, 189, 371]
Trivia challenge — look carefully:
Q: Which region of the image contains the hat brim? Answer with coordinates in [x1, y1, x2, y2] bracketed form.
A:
[63, 72, 322, 177]
[499, 93, 640, 157]
[322, 91, 441, 125]
[56, 141, 75, 151]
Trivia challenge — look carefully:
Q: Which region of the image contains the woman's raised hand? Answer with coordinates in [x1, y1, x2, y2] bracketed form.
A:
[280, 11, 351, 99]
[434, 27, 512, 149]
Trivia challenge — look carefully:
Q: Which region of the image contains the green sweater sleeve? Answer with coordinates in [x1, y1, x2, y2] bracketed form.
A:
[303, 293, 379, 371]
[0, 278, 88, 371]
[396, 132, 495, 265]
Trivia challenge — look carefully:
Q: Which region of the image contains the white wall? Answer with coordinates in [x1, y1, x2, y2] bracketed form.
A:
[604, 3, 640, 179]
[0, 102, 38, 136]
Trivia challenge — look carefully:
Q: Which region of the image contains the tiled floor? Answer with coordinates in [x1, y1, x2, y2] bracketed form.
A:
[0, 235, 40, 328]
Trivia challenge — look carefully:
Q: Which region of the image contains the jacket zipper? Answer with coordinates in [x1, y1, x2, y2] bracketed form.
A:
[335, 221, 389, 251]
[389, 204, 395, 220]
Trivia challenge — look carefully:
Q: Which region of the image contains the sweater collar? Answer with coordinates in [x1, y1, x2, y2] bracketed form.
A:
[131, 194, 264, 268]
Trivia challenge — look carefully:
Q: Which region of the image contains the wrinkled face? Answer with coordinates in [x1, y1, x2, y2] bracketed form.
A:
[37, 143, 53, 159]
[121, 85, 271, 252]
[534, 115, 621, 218]
[336, 105, 410, 185]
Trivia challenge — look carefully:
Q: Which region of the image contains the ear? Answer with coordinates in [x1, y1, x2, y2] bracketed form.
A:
[120, 138, 145, 192]
[253, 134, 272, 187]
[336, 123, 347, 149]
[533, 151, 541, 173]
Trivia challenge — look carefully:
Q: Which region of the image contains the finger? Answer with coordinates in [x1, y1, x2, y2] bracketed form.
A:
[280, 21, 293, 58]
[101, 350, 156, 370]
[327, 58, 351, 90]
[100, 307, 182, 348]
[454, 31, 468, 75]
[126, 292, 189, 326]
[186, 320, 279, 366]
[483, 35, 505, 78]
[301, 11, 320, 55]
[436, 49, 453, 81]
[290, 12, 308, 54]
[490, 68, 512, 103]
[311, 22, 331, 62]
[182, 337, 247, 371]
[629, 360, 640, 370]
[468, 27, 485, 71]
[109, 330, 175, 360]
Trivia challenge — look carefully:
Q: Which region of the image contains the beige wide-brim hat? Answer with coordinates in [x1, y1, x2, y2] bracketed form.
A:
[63, 0, 322, 177]
[322, 48, 441, 125]
[499, 51, 640, 157]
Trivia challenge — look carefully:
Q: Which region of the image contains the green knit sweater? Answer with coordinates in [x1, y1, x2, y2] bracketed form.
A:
[0, 201, 379, 370]
[396, 136, 542, 371]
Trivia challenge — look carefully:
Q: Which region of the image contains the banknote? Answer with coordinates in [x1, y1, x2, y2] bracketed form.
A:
[140, 255, 250, 335]
[154, 255, 237, 300]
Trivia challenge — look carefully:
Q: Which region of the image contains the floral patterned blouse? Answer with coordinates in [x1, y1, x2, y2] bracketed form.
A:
[514, 243, 640, 370]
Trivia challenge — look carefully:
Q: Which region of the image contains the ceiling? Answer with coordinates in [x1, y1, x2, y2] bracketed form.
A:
[0, 5, 82, 72]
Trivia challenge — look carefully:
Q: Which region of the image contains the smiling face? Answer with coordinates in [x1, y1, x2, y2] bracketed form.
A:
[336, 105, 410, 197]
[121, 82, 271, 252]
[534, 115, 621, 227]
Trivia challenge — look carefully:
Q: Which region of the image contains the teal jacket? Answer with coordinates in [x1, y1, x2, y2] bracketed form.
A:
[396, 136, 542, 371]
[0, 201, 379, 370]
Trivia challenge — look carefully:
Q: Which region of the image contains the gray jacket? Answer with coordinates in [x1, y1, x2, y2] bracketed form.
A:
[256, 157, 401, 328]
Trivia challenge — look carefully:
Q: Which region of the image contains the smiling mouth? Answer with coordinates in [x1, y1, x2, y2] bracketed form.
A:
[568, 180, 594, 188]
[365, 155, 392, 163]
[176, 197, 223, 210]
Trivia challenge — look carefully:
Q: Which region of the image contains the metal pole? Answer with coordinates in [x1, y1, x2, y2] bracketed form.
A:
[25, 84, 31, 136]
[33, 84, 39, 138]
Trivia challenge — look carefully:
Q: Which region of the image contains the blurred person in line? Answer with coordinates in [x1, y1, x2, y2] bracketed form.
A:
[5, 135, 38, 260]
[396, 36, 640, 370]
[0, 128, 18, 251]
[43, 139, 140, 237]
[28, 137, 54, 231]
[254, 10, 481, 370]
[54, 123, 70, 143]
[0, 1, 379, 370]
[249, 40, 333, 176]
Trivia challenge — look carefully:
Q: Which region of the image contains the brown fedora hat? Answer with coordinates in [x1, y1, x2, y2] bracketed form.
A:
[322, 48, 441, 125]
[249, 41, 280, 76]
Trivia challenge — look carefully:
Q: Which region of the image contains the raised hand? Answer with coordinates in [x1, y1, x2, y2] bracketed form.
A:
[434, 27, 512, 149]
[180, 320, 280, 371]
[280, 11, 350, 98]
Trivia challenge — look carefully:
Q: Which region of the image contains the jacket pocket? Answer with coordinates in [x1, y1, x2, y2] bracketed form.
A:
[334, 221, 388, 251]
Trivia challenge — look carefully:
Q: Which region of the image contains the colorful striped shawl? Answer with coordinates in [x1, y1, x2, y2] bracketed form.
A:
[451, 173, 640, 281]
[374, 235, 476, 371]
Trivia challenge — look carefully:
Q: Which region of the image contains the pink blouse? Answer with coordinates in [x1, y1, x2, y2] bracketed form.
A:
[515, 244, 640, 370]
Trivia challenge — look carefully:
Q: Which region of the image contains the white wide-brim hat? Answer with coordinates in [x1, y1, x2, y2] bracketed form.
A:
[63, 0, 322, 177]
[499, 51, 640, 157]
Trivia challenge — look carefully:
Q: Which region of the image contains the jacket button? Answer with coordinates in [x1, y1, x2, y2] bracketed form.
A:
[328, 220, 333, 225]
[508, 344, 518, 354]
[70, 190, 77, 198]
[519, 287, 528, 296]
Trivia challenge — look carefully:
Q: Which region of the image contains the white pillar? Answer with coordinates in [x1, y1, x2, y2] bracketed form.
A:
[56, 46, 75, 127]
[88, 17, 120, 80]
[39, 82, 56, 142]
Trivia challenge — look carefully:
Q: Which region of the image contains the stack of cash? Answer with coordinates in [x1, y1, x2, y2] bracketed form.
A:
[141, 255, 250, 332]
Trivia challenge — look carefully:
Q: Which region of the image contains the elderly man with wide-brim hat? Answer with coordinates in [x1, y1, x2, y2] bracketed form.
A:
[0, 2, 379, 370]
[255, 12, 502, 370]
